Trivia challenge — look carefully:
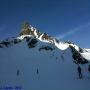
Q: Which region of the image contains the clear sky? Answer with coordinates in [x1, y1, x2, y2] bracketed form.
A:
[0, 0, 90, 48]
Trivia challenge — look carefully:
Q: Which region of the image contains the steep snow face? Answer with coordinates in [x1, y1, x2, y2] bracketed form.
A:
[0, 36, 90, 90]
[0, 23, 90, 90]
[17, 35, 90, 62]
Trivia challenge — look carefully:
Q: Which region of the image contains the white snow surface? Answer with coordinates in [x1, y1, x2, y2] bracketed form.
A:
[81, 53, 90, 61]
[0, 35, 90, 90]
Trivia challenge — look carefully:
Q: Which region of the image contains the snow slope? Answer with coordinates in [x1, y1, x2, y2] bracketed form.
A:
[0, 24, 90, 90]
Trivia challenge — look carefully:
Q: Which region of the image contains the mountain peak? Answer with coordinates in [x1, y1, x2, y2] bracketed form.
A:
[19, 22, 55, 44]
[0, 22, 90, 65]
[19, 22, 34, 36]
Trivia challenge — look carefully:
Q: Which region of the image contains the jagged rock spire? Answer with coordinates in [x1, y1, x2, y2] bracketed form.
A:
[21, 21, 30, 30]
[19, 22, 31, 36]
[19, 21, 54, 43]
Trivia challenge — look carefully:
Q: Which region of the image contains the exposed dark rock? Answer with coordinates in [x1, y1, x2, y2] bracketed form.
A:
[24, 37, 31, 42]
[36, 30, 42, 38]
[19, 22, 36, 36]
[78, 47, 84, 53]
[70, 45, 88, 64]
[19, 29, 30, 35]
[13, 39, 21, 44]
[0, 41, 10, 47]
[65, 40, 74, 44]
[54, 38, 59, 44]
[39, 45, 54, 51]
[28, 38, 38, 48]
[0, 44, 3, 48]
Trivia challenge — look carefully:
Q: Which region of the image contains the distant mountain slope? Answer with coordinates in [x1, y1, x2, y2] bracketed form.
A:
[0, 22, 90, 90]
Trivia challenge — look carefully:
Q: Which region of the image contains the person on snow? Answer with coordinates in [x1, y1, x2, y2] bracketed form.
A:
[88, 65, 90, 74]
[77, 65, 82, 79]
[36, 68, 39, 74]
[17, 69, 20, 76]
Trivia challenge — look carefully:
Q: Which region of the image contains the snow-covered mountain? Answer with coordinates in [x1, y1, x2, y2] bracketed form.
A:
[0, 22, 90, 90]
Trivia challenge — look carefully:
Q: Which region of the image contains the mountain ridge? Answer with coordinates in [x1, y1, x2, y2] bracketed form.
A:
[0, 22, 90, 90]
[0, 22, 90, 65]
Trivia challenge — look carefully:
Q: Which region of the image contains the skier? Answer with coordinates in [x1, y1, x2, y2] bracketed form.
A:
[36, 68, 39, 74]
[17, 69, 20, 76]
[88, 65, 90, 73]
[77, 65, 82, 79]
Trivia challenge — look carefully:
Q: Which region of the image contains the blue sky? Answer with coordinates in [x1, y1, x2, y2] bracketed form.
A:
[0, 0, 90, 48]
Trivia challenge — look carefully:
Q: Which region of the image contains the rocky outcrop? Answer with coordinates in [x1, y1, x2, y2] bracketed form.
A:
[70, 45, 88, 64]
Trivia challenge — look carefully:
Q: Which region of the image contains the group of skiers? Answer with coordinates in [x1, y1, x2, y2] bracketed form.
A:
[77, 65, 90, 79]
[16, 65, 90, 79]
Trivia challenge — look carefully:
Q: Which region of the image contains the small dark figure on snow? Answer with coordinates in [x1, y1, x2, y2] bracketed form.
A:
[17, 69, 20, 76]
[77, 66, 82, 79]
[36, 68, 39, 74]
[88, 65, 90, 73]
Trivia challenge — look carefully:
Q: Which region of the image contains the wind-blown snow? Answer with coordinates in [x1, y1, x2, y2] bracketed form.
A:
[55, 41, 69, 50]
